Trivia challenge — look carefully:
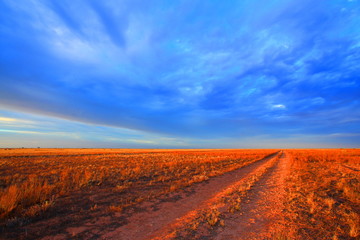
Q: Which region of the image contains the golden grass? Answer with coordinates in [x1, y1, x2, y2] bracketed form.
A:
[0, 148, 276, 223]
[284, 149, 360, 239]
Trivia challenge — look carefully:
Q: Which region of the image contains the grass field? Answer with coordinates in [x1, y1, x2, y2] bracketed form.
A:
[0, 149, 274, 220]
[0, 148, 359, 239]
[284, 149, 360, 239]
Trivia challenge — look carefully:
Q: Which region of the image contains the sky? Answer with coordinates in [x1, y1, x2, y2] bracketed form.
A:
[0, 0, 360, 148]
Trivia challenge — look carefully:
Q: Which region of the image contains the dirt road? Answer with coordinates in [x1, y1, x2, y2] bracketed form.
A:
[5, 151, 290, 240]
[96, 152, 290, 240]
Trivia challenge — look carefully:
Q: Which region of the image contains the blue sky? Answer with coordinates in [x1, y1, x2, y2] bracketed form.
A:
[0, 0, 359, 148]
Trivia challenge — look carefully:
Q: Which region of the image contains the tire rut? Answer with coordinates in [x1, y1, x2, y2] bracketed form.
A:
[213, 152, 290, 240]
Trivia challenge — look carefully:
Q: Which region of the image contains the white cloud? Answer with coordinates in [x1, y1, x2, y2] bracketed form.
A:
[272, 104, 286, 109]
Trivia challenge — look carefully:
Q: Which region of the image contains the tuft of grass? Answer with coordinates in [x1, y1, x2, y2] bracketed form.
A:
[271, 231, 292, 240]
[0, 185, 19, 218]
[324, 197, 336, 211]
[23, 198, 55, 217]
[347, 212, 360, 238]
[202, 207, 222, 227]
[90, 204, 98, 211]
[109, 205, 123, 212]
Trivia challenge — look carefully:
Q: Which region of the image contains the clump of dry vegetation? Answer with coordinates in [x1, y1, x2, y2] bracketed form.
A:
[0, 148, 276, 226]
[284, 149, 360, 239]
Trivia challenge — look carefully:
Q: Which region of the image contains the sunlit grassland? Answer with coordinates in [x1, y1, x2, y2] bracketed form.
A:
[0, 148, 276, 223]
[285, 149, 360, 239]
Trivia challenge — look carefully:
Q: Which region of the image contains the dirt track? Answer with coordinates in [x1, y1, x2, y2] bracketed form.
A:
[97, 152, 289, 240]
[3, 151, 292, 240]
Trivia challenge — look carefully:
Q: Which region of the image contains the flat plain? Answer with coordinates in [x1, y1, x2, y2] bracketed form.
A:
[0, 148, 359, 239]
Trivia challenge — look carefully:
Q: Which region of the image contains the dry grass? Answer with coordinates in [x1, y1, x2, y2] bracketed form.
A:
[0, 148, 276, 224]
[284, 149, 360, 239]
